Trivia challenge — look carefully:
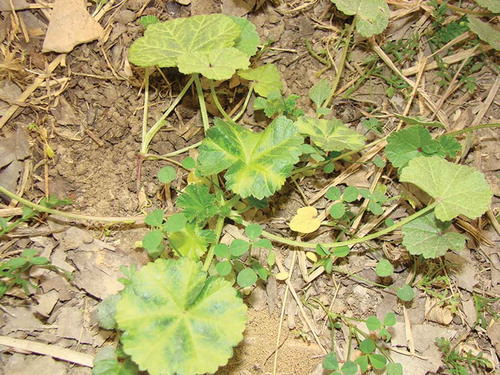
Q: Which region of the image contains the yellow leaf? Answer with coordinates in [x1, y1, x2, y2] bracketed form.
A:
[289, 206, 321, 233]
[306, 252, 318, 263]
[275, 271, 289, 280]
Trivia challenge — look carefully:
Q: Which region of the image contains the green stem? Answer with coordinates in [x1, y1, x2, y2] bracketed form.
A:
[323, 20, 356, 108]
[202, 215, 225, 272]
[250, 202, 437, 249]
[193, 74, 210, 133]
[141, 75, 195, 155]
[0, 186, 145, 224]
[232, 82, 254, 122]
[209, 80, 233, 122]
[446, 123, 500, 136]
[157, 141, 202, 158]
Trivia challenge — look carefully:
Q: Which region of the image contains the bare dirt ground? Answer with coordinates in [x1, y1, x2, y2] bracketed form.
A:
[0, 0, 499, 374]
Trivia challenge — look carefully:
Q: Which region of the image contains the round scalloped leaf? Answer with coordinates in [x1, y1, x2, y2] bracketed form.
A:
[115, 258, 247, 375]
[128, 14, 241, 68]
[400, 156, 492, 221]
[230, 16, 260, 57]
[402, 211, 465, 259]
[331, 0, 390, 37]
[239, 64, 283, 97]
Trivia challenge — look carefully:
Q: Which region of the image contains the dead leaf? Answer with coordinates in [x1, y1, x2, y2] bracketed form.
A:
[487, 319, 500, 356]
[0, 127, 30, 203]
[42, 0, 104, 53]
[425, 297, 454, 325]
[289, 206, 321, 233]
[0, 0, 29, 11]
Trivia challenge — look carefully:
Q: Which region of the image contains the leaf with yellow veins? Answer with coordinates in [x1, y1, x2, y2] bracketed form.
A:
[289, 206, 321, 233]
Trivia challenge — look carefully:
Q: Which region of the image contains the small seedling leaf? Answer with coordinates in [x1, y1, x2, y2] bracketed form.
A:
[369, 353, 387, 369]
[322, 352, 339, 370]
[92, 346, 139, 375]
[386, 362, 403, 375]
[359, 338, 376, 354]
[229, 239, 250, 257]
[239, 64, 283, 97]
[368, 201, 383, 215]
[329, 202, 346, 219]
[237, 268, 258, 288]
[138, 15, 159, 29]
[230, 16, 260, 57]
[326, 186, 341, 201]
[289, 206, 321, 233]
[164, 212, 187, 233]
[375, 259, 394, 277]
[341, 360, 358, 375]
[331, 0, 390, 37]
[383, 312, 396, 327]
[309, 79, 331, 109]
[198, 117, 303, 199]
[158, 166, 176, 183]
[343, 186, 359, 202]
[397, 284, 415, 302]
[245, 224, 263, 240]
[400, 156, 493, 221]
[145, 209, 164, 227]
[354, 355, 369, 373]
[402, 211, 466, 258]
[254, 238, 273, 250]
[365, 315, 381, 331]
[116, 258, 247, 375]
[214, 243, 229, 258]
[216, 260, 232, 276]
[274, 271, 289, 280]
[97, 294, 120, 330]
[182, 157, 196, 169]
[142, 230, 164, 255]
[176, 185, 218, 222]
[332, 245, 350, 257]
[468, 17, 500, 50]
[294, 117, 365, 152]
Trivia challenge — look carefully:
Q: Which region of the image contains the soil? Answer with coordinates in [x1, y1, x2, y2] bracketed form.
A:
[0, 1, 499, 375]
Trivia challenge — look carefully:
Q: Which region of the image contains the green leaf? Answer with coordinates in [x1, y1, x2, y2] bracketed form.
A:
[309, 79, 331, 108]
[375, 259, 394, 277]
[341, 360, 358, 375]
[30, 257, 49, 265]
[245, 224, 263, 240]
[330, 202, 346, 219]
[326, 186, 341, 201]
[145, 209, 164, 227]
[239, 64, 283, 97]
[437, 135, 461, 158]
[474, 0, 500, 12]
[254, 91, 303, 119]
[369, 353, 387, 369]
[198, 117, 304, 199]
[343, 186, 359, 202]
[354, 355, 369, 373]
[230, 16, 260, 57]
[397, 284, 415, 302]
[332, 245, 350, 257]
[323, 352, 339, 370]
[142, 230, 164, 256]
[380, 327, 391, 341]
[164, 213, 187, 233]
[138, 15, 159, 29]
[129, 14, 242, 69]
[182, 157, 196, 169]
[468, 17, 500, 51]
[386, 362, 403, 375]
[229, 239, 250, 257]
[168, 224, 214, 260]
[237, 268, 258, 288]
[385, 126, 438, 169]
[216, 260, 232, 277]
[254, 238, 273, 250]
[158, 166, 176, 183]
[178, 48, 249, 80]
[97, 294, 120, 330]
[294, 117, 365, 152]
[402, 211, 466, 258]
[394, 114, 444, 128]
[22, 249, 37, 257]
[331, 0, 390, 37]
[176, 185, 218, 222]
[214, 243, 229, 258]
[92, 347, 139, 375]
[400, 156, 493, 221]
[383, 312, 396, 327]
[368, 201, 383, 215]
[116, 258, 247, 375]
[359, 338, 376, 354]
[365, 316, 381, 331]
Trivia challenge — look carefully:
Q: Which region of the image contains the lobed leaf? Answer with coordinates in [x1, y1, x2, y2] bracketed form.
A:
[331, 0, 390, 37]
[176, 185, 218, 223]
[198, 117, 303, 199]
[239, 64, 283, 98]
[402, 211, 465, 258]
[468, 17, 500, 51]
[474, 0, 500, 13]
[230, 16, 260, 57]
[400, 156, 493, 221]
[116, 258, 247, 375]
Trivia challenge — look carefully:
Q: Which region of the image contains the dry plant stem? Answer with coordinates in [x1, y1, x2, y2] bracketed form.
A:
[193, 73, 210, 133]
[0, 186, 145, 224]
[251, 202, 438, 249]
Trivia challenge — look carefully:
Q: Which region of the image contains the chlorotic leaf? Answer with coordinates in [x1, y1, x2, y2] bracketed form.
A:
[289, 206, 321, 233]
[294, 116, 365, 152]
[168, 224, 214, 260]
[177, 48, 249, 80]
[230, 16, 260, 57]
[309, 79, 331, 109]
[116, 258, 247, 375]
[176, 185, 218, 222]
[474, 0, 500, 12]
[468, 17, 500, 51]
[331, 0, 390, 37]
[198, 117, 303, 199]
[129, 14, 241, 68]
[400, 156, 493, 221]
[402, 211, 465, 258]
[239, 64, 283, 97]
[385, 126, 437, 168]
[92, 347, 139, 375]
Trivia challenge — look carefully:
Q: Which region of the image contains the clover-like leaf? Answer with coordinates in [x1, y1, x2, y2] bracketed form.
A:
[128, 14, 250, 79]
[239, 64, 283, 98]
[331, 0, 390, 37]
[176, 185, 218, 222]
[198, 117, 303, 199]
[116, 258, 247, 375]
[402, 211, 465, 258]
[400, 156, 493, 221]
[468, 17, 500, 51]
[294, 116, 365, 152]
